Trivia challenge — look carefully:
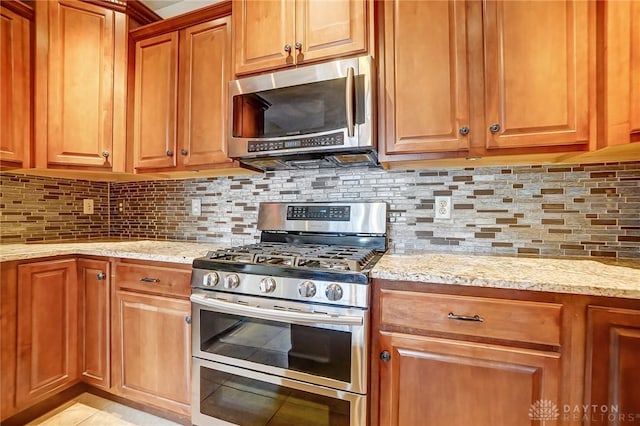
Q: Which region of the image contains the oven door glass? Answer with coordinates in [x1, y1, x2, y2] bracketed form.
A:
[198, 310, 352, 382]
[194, 359, 365, 426]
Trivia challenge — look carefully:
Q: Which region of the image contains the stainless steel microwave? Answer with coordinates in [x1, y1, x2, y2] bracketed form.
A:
[228, 56, 376, 171]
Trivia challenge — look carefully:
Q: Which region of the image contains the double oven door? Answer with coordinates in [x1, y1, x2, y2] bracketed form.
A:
[190, 289, 368, 426]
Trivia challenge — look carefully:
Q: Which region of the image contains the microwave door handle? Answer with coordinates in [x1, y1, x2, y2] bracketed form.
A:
[190, 294, 363, 326]
[345, 66, 355, 137]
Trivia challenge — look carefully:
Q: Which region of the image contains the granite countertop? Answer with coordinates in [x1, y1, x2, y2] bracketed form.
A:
[2, 242, 639, 299]
[0, 240, 217, 264]
[371, 253, 640, 299]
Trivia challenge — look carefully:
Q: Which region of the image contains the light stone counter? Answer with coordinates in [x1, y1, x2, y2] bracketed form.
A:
[371, 253, 640, 299]
[0, 240, 218, 264]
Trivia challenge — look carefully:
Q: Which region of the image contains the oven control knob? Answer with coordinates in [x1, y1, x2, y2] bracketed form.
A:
[203, 272, 219, 287]
[298, 281, 317, 298]
[224, 274, 240, 289]
[259, 277, 276, 293]
[325, 284, 343, 301]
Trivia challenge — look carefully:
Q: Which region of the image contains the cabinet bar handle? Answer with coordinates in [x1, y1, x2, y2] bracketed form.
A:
[448, 312, 484, 322]
[140, 277, 160, 283]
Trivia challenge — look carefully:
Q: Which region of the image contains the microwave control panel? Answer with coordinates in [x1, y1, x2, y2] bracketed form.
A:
[247, 132, 344, 153]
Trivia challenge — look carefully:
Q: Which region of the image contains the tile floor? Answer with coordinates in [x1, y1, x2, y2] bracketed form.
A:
[26, 393, 182, 426]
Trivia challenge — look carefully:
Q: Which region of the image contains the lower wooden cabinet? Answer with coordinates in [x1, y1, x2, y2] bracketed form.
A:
[585, 306, 640, 425]
[378, 332, 560, 426]
[15, 259, 79, 408]
[78, 258, 111, 389]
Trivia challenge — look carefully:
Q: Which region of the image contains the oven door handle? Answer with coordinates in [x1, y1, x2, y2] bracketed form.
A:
[190, 294, 363, 326]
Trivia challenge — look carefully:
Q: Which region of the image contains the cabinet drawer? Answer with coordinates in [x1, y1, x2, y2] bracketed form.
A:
[380, 290, 561, 346]
[115, 263, 191, 297]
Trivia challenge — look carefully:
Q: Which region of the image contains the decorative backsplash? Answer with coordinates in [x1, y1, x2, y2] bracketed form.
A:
[0, 173, 110, 243]
[108, 161, 640, 259]
[1, 162, 638, 258]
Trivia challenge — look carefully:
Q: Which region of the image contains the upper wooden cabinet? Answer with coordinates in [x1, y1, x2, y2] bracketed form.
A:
[131, 12, 234, 172]
[379, 0, 594, 162]
[35, 0, 128, 171]
[0, 2, 31, 168]
[233, 0, 368, 76]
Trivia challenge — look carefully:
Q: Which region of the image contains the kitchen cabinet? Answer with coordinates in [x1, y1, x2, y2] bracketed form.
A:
[15, 259, 79, 408]
[35, 0, 128, 171]
[112, 260, 192, 415]
[374, 285, 564, 426]
[0, 2, 31, 168]
[379, 0, 593, 162]
[0, 262, 18, 421]
[233, 0, 368, 75]
[78, 258, 110, 389]
[132, 13, 234, 172]
[585, 306, 640, 425]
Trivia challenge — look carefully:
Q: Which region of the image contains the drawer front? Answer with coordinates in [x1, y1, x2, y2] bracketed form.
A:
[380, 290, 562, 346]
[115, 263, 191, 297]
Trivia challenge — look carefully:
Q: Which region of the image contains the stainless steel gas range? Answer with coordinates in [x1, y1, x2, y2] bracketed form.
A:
[190, 202, 387, 426]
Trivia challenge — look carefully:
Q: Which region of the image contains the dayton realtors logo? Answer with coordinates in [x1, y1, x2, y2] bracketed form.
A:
[529, 400, 640, 423]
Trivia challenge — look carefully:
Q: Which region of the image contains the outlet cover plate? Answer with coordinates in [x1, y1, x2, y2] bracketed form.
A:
[191, 198, 202, 216]
[434, 196, 452, 220]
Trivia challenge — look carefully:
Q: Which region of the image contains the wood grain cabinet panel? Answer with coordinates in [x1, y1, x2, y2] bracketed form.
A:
[78, 259, 110, 389]
[1, 262, 18, 421]
[380, 0, 470, 155]
[233, 0, 367, 75]
[15, 259, 79, 408]
[378, 332, 561, 426]
[585, 306, 640, 426]
[629, 2, 640, 137]
[0, 5, 31, 167]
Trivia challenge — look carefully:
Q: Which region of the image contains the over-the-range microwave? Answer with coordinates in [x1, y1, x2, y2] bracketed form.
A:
[228, 56, 376, 171]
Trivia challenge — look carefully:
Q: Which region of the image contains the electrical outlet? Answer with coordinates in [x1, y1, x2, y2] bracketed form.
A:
[191, 198, 202, 216]
[118, 201, 125, 214]
[83, 199, 94, 214]
[434, 196, 452, 220]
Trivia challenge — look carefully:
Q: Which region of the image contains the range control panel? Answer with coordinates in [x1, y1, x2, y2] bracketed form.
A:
[247, 132, 344, 153]
[287, 205, 351, 221]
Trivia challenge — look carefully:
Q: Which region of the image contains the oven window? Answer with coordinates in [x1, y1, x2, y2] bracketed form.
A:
[199, 311, 351, 382]
[199, 366, 350, 426]
[232, 76, 364, 139]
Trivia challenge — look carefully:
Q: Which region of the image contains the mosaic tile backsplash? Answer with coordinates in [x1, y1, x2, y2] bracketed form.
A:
[0, 173, 110, 243]
[107, 161, 640, 259]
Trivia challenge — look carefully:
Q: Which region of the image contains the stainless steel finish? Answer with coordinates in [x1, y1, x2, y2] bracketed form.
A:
[228, 56, 374, 159]
[298, 281, 317, 298]
[223, 273, 240, 289]
[258, 277, 276, 293]
[203, 272, 219, 287]
[191, 358, 367, 426]
[96, 272, 106, 280]
[140, 277, 159, 283]
[191, 290, 369, 394]
[380, 351, 391, 362]
[101, 151, 110, 158]
[192, 268, 370, 308]
[448, 312, 484, 322]
[191, 293, 362, 326]
[346, 66, 355, 138]
[257, 201, 387, 235]
[489, 123, 501, 133]
[166, 150, 174, 156]
[284, 43, 292, 53]
[459, 126, 470, 136]
[325, 283, 343, 302]
[180, 148, 188, 155]
[295, 41, 302, 51]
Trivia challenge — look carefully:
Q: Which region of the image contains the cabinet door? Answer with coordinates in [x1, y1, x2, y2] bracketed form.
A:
[378, 331, 561, 426]
[483, 0, 591, 149]
[0, 5, 30, 167]
[233, 0, 295, 75]
[295, 0, 367, 64]
[16, 259, 78, 408]
[114, 291, 191, 415]
[179, 17, 233, 167]
[585, 306, 640, 425]
[381, 0, 470, 156]
[133, 32, 178, 170]
[45, 0, 115, 167]
[631, 2, 640, 137]
[78, 259, 110, 389]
